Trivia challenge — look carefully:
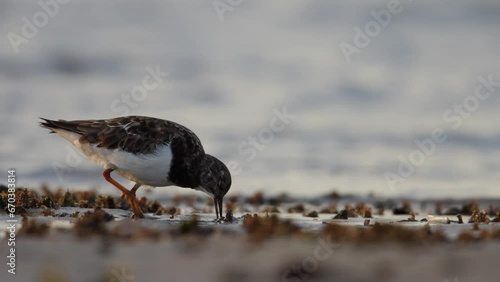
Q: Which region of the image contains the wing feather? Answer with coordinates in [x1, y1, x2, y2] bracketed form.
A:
[40, 116, 205, 155]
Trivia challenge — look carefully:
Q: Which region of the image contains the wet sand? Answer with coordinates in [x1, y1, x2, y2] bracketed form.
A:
[1, 188, 500, 282]
[4, 234, 500, 282]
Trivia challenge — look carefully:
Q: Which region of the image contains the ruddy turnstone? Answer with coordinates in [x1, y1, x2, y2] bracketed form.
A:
[40, 116, 232, 219]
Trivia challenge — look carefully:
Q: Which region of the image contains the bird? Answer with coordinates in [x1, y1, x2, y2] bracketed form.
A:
[39, 116, 232, 219]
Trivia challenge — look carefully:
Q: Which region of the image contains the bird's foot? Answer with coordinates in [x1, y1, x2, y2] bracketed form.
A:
[129, 211, 145, 219]
[122, 191, 144, 219]
[131, 208, 144, 219]
[214, 217, 225, 223]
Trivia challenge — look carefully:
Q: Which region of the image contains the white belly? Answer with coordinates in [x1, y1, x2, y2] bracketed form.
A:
[55, 130, 173, 186]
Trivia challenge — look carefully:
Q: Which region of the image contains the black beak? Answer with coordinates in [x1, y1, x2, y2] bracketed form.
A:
[213, 197, 224, 219]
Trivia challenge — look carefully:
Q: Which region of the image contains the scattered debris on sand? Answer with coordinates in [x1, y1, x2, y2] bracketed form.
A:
[225, 209, 235, 223]
[2, 186, 500, 246]
[74, 207, 114, 238]
[468, 210, 491, 224]
[242, 214, 302, 243]
[493, 211, 500, 223]
[319, 203, 338, 214]
[287, 203, 305, 213]
[166, 207, 179, 219]
[397, 212, 418, 223]
[332, 210, 348, 220]
[303, 210, 319, 218]
[18, 215, 49, 237]
[393, 201, 412, 215]
[450, 215, 464, 224]
[322, 222, 448, 244]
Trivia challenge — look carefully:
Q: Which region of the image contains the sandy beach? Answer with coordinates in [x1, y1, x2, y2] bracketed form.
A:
[2, 188, 500, 282]
[5, 234, 500, 282]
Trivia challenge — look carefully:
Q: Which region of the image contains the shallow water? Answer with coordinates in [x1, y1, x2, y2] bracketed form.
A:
[1, 1, 500, 198]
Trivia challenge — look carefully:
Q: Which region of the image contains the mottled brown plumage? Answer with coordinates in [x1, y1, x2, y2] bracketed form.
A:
[40, 116, 231, 219]
[41, 116, 204, 155]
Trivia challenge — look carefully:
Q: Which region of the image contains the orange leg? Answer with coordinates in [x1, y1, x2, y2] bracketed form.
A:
[120, 183, 141, 198]
[102, 168, 144, 218]
[131, 184, 140, 195]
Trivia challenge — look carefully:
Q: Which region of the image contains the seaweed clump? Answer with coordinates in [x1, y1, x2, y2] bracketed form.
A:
[392, 201, 412, 215]
[492, 211, 500, 223]
[246, 192, 265, 206]
[319, 203, 338, 214]
[461, 200, 480, 215]
[18, 215, 49, 237]
[321, 222, 447, 245]
[457, 227, 500, 243]
[468, 210, 490, 224]
[109, 220, 160, 241]
[0, 188, 44, 214]
[173, 216, 214, 237]
[332, 210, 348, 220]
[242, 214, 302, 242]
[303, 210, 319, 218]
[288, 204, 305, 213]
[74, 207, 114, 238]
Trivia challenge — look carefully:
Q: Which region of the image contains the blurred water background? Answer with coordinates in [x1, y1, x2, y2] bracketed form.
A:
[1, 0, 499, 198]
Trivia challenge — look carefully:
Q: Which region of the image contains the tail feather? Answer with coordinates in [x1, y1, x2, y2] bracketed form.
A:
[39, 118, 84, 135]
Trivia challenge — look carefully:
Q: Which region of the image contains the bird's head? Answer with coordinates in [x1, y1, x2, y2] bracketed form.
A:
[197, 154, 232, 219]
